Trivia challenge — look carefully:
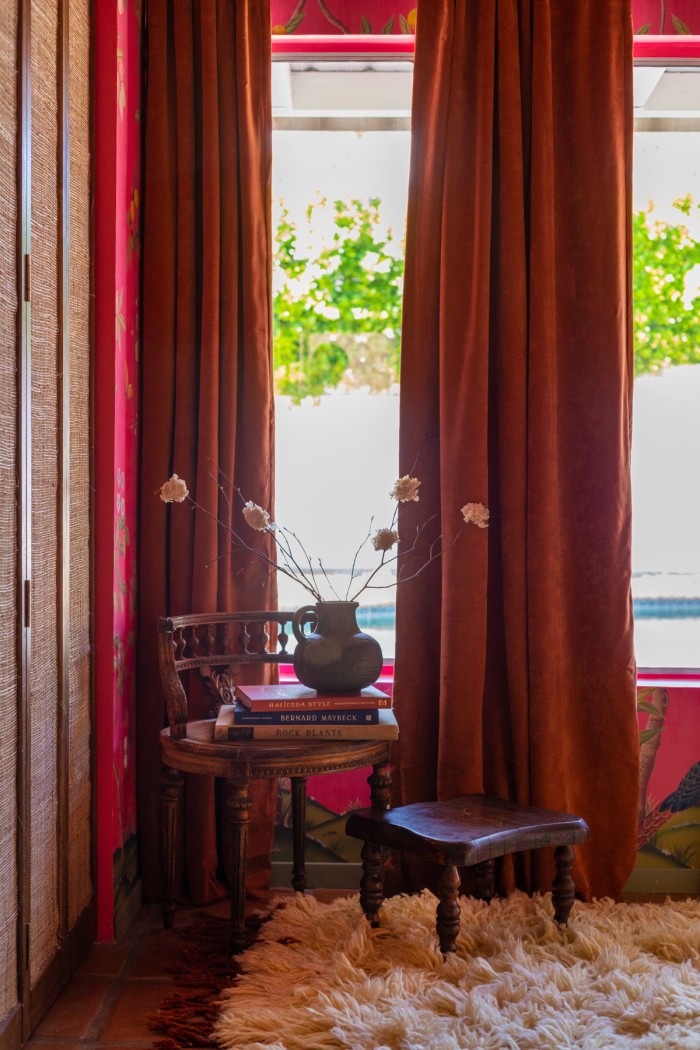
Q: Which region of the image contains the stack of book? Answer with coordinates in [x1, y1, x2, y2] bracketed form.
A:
[213, 683, 398, 741]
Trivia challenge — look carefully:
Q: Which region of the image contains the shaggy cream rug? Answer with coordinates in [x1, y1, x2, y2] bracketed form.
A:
[214, 890, 700, 1050]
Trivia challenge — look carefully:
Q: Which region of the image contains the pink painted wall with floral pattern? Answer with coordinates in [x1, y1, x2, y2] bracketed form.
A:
[270, 1, 416, 34]
[632, 0, 700, 34]
[271, 1, 700, 37]
[95, 0, 141, 940]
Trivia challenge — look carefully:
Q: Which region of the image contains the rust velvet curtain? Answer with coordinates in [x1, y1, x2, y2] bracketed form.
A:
[138, 0, 276, 904]
[394, 0, 639, 899]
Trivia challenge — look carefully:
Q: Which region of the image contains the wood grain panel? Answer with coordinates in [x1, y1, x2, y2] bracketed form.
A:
[0, 0, 20, 1022]
[30, 0, 61, 985]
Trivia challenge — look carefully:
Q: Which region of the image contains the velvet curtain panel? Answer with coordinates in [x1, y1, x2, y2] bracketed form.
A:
[138, 0, 276, 904]
[394, 0, 639, 899]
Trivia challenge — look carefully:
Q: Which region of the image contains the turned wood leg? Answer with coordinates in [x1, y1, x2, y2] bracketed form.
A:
[474, 858, 495, 902]
[359, 839, 385, 927]
[291, 777, 307, 893]
[436, 863, 461, 954]
[225, 780, 253, 953]
[159, 766, 184, 929]
[368, 759, 392, 812]
[552, 844, 576, 926]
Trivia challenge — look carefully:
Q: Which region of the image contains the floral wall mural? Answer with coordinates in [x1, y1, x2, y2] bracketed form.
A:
[632, 0, 700, 34]
[270, 1, 416, 34]
[271, 1, 700, 36]
[95, 0, 141, 939]
[635, 681, 700, 885]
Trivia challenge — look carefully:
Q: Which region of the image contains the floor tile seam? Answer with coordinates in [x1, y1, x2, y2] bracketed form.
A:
[80, 923, 163, 1043]
[79, 979, 133, 1044]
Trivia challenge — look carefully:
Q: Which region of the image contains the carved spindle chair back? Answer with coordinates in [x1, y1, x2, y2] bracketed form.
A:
[158, 610, 295, 735]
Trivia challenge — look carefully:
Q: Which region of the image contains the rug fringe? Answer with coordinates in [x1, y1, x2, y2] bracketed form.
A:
[148, 910, 272, 1049]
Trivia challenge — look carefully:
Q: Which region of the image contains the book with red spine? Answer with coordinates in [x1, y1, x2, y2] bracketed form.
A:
[233, 682, 391, 711]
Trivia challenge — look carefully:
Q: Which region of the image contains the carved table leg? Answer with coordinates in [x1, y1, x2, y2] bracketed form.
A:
[359, 839, 385, 926]
[474, 858, 495, 902]
[436, 862, 461, 954]
[368, 759, 392, 812]
[552, 844, 576, 926]
[160, 766, 184, 929]
[225, 780, 253, 953]
[291, 777, 307, 893]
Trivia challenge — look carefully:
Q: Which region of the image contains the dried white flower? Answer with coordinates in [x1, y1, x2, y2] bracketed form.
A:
[159, 475, 189, 503]
[372, 528, 400, 552]
[461, 502, 490, 528]
[391, 475, 421, 502]
[243, 501, 271, 531]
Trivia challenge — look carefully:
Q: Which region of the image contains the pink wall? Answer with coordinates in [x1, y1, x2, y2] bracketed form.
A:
[270, 1, 700, 37]
[636, 677, 700, 878]
[94, 0, 141, 941]
[633, 0, 700, 33]
[271, 1, 416, 35]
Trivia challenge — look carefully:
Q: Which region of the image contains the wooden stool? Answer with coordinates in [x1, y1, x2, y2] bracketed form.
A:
[346, 794, 590, 954]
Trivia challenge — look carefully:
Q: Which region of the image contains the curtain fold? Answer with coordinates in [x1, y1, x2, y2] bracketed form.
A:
[138, 0, 276, 905]
[394, 0, 639, 899]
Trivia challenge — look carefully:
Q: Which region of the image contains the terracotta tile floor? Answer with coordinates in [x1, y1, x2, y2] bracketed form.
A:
[25, 889, 349, 1050]
[26, 887, 671, 1049]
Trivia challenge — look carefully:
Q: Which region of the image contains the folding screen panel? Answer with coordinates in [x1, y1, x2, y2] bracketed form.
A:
[0, 0, 94, 1043]
[67, 0, 92, 934]
[0, 0, 19, 1032]
[30, 0, 62, 982]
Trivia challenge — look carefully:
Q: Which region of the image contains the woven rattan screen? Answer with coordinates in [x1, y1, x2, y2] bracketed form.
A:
[68, 0, 93, 930]
[30, 0, 61, 983]
[0, 0, 19, 1023]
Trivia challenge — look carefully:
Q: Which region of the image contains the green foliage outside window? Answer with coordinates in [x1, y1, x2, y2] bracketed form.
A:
[273, 198, 404, 401]
[633, 194, 700, 376]
[273, 194, 700, 399]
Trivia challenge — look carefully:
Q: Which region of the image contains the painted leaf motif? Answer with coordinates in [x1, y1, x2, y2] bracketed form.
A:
[318, 0, 349, 33]
[639, 726, 662, 745]
[286, 11, 306, 32]
[382, 16, 395, 33]
[635, 22, 651, 33]
[672, 14, 691, 33]
[637, 700, 663, 716]
[361, 16, 372, 33]
[399, 12, 410, 33]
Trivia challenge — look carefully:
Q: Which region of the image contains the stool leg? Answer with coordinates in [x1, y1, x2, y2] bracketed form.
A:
[291, 777, 307, 893]
[474, 858, 495, 902]
[160, 767, 184, 929]
[368, 760, 392, 812]
[225, 780, 253, 953]
[552, 844, 576, 925]
[359, 840, 385, 927]
[436, 863, 461, 954]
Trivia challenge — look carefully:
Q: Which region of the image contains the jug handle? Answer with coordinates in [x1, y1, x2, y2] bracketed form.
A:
[292, 605, 317, 645]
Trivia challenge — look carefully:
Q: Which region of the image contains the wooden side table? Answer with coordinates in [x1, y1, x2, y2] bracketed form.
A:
[160, 719, 391, 951]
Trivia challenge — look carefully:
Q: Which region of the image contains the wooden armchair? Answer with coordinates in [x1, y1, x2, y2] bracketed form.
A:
[158, 610, 295, 738]
[157, 611, 392, 951]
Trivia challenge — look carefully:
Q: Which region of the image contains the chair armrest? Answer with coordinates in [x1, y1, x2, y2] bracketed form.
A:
[158, 618, 189, 737]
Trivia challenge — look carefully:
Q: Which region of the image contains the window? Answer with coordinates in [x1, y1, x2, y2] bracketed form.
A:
[272, 60, 412, 657]
[271, 55, 700, 672]
[632, 64, 700, 670]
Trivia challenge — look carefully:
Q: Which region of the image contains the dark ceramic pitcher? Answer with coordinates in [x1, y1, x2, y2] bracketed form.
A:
[291, 600, 383, 694]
